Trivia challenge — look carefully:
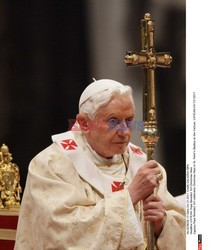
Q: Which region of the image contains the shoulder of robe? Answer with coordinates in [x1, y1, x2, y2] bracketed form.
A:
[30, 143, 64, 163]
[29, 143, 77, 178]
[128, 142, 168, 174]
[128, 141, 147, 162]
[27, 143, 91, 201]
[128, 141, 145, 153]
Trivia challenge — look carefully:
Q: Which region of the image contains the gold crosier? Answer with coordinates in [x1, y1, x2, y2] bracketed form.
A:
[124, 13, 172, 250]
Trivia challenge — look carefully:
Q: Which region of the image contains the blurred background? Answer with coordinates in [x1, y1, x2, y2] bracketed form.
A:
[0, 0, 185, 197]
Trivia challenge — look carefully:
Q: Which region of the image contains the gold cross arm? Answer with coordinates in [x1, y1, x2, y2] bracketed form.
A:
[124, 50, 172, 69]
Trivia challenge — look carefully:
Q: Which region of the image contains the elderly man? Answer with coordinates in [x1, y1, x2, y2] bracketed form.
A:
[15, 79, 185, 250]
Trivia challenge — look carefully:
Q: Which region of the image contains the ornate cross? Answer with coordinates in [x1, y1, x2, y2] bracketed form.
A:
[124, 13, 172, 250]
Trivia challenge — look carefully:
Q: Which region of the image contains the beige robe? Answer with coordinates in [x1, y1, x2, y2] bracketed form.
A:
[15, 131, 185, 250]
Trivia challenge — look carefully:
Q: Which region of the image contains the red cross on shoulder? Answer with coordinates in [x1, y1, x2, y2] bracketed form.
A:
[130, 145, 143, 155]
[61, 139, 78, 150]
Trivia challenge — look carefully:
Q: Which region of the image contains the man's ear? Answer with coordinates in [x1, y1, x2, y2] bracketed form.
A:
[76, 114, 89, 133]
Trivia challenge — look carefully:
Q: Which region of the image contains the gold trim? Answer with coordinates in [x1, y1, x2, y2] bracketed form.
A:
[0, 228, 16, 240]
[0, 210, 19, 216]
[95, 158, 123, 167]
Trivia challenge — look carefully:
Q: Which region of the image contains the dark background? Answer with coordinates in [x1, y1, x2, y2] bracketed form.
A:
[0, 0, 185, 197]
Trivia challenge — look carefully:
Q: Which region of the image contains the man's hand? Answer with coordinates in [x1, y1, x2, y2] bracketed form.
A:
[143, 194, 166, 237]
[128, 160, 161, 205]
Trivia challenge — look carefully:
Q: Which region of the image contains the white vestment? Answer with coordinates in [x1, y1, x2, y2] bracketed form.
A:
[15, 130, 185, 250]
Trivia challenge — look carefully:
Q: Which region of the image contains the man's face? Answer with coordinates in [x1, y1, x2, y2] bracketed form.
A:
[85, 94, 135, 158]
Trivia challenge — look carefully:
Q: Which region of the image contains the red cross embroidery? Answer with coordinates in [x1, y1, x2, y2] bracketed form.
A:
[111, 181, 124, 192]
[130, 145, 143, 155]
[61, 139, 78, 150]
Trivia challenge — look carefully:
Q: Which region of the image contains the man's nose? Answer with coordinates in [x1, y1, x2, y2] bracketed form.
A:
[117, 121, 132, 136]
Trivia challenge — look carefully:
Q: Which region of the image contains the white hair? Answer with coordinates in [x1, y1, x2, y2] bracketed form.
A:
[79, 85, 134, 119]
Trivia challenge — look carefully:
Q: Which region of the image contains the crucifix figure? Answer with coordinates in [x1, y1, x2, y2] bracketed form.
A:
[124, 13, 172, 250]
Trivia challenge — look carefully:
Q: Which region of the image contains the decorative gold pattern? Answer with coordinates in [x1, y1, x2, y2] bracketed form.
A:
[95, 158, 124, 167]
[0, 144, 22, 210]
